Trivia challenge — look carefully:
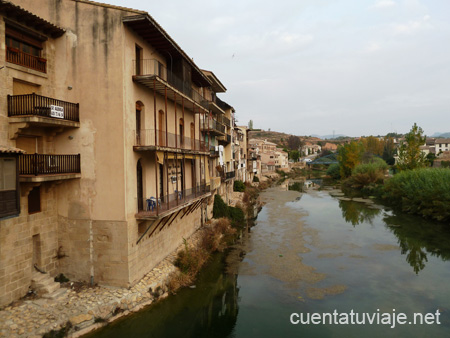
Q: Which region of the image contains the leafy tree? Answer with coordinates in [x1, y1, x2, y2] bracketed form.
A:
[397, 123, 427, 171]
[289, 150, 300, 162]
[338, 141, 364, 178]
[360, 136, 383, 156]
[382, 136, 395, 165]
[287, 135, 301, 150]
[248, 120, 253, 129]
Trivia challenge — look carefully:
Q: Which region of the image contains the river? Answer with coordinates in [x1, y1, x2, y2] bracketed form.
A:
[86, 184, 450, 338]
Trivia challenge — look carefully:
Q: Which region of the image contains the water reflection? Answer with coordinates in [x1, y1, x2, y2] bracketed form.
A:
[86, 254, 240, 338]
[337, 199, 450, 274]
[383, 214, 450, 274]
[338, 200, 381, 226]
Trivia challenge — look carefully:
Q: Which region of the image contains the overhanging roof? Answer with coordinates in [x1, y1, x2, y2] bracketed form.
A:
[202, 70, 227, 93]
[0, 0, 65, 38]
[123, 14, 211, 88]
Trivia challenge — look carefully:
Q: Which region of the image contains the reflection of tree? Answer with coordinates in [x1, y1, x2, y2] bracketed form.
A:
[338, 200, 381, 226]
[384, 214, 450, 274]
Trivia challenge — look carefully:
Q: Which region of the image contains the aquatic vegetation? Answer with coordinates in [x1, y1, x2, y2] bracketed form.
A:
[382, 168, 450, 222]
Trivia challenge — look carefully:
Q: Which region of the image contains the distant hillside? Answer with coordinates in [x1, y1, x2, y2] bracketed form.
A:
[432, 132, 450, 138]
[311, 134, 348, 140]
[248, 130, 322, 148]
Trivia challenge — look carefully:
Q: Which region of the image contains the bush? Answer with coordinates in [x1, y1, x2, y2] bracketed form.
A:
[326, 163, 341, 179]
[229, 205, 245, 227]
[382, 168, 450, 222]
[213, 194, 229, 218]
[233, 180, 245, 192]
[253, 176, 260, 182]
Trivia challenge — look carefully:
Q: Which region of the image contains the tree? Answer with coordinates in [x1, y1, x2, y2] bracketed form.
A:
[289, 150, 300, 162]
[338, 141, 364, 178]
[248, 120, 253, 129]
[287, 135, 301, 150]
[397, 123, 427, 171]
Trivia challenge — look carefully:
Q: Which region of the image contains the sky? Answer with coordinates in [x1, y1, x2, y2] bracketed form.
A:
[106, 0, 450, 137]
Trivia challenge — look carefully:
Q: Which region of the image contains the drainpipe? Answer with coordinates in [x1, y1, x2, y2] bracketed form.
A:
[88, 196, 94, 286]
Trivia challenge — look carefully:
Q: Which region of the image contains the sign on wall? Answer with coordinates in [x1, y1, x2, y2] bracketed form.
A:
[50, 105, 64, 118]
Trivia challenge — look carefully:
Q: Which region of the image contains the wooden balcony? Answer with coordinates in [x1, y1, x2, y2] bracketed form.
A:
[134, 129, 208, 154]
[200, 118, 226, 136]
[19, 154, 81, 182]
[6, 47, 46, 73]
[223, 170, 235, 182]
[217, 134, 232, 144]
[133, 59, 209, 113]
[135, 184, 211, 220]
[8, 94, 80, 134]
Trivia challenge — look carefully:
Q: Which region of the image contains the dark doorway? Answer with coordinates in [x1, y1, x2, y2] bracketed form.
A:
[137, 160, 143, 211]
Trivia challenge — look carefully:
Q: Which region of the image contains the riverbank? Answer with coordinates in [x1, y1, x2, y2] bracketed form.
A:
[0, 189, 258, 338]
[0, 217, 236, 338]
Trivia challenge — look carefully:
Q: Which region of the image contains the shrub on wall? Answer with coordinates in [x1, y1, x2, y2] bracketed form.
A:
[233, 180, 246, 192]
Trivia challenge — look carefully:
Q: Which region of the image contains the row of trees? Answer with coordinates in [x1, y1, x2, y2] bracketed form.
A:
[337, 123, 428, 179]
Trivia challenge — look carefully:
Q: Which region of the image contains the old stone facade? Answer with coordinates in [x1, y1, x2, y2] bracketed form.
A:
[0, 0, 245, 307]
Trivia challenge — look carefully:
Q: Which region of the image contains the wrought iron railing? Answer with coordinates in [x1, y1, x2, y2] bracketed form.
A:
[8, 93, 80, 122]
[200, 117, 226, 134]
[6, 47, 46, 73]
[133, 59, 209, 109]
[19, 154, 81, 176]
[135, 129, 207, 152]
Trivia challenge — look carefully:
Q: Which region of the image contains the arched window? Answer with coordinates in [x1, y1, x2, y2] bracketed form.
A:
[190, 122, 195, 150]
[179, 118, 184, 147]
[158, 110, 165, 146]
[136, 102, 143, 145]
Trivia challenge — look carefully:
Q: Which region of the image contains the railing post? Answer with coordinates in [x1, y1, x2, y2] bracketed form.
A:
[34, 153, 38, 176]
[32, 92, 36, 115]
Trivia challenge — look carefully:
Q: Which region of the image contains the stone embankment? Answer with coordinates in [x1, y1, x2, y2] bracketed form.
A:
[0, 229, 206, 338]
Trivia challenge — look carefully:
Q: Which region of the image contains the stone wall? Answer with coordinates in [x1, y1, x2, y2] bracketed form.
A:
[0, 182, 59, 307]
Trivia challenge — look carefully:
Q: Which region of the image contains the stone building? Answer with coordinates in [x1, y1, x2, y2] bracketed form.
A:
[0, 0, 238, 306]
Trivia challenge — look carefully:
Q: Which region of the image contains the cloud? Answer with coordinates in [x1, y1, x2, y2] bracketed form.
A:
[371, 0, 396, 10]
[392, 15, 432, 35]
[364, 42, 381, 53]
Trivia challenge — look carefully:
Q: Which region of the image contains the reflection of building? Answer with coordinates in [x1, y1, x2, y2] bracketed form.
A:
[0, 0, 244, 307]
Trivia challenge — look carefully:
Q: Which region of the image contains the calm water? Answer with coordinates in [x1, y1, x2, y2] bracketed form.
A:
[87, 186, 450, 338]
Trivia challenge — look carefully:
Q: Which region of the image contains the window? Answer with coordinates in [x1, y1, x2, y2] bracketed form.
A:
[6, 36, 41, 57]
[0, 157, 19, 218]
[0, 158, 16, 191]
[28, 186, 41, 214]
[5, 26, 46, 72]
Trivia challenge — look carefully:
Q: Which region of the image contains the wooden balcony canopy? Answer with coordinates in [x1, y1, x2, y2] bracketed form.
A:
[0, 1, 65, 39]
[123, 14, 211, 88]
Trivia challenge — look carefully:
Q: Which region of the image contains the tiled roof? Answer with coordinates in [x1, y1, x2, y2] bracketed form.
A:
[0, 145, 25, 154]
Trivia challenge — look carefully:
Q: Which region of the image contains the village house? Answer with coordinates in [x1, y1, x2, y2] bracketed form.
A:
[435, 138, 450, 154]
[0, 0, 247, 307]
[301, 142, 321, 156]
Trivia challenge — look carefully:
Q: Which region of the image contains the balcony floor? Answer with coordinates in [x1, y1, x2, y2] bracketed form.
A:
[19, 173, 81, 182]
[135, 191, 211, 220]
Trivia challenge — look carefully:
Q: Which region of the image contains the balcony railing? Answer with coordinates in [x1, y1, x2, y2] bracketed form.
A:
[133, 59, 209, 109]
[218, 134, 232, 144]
[19, 154, 81, 176]
[200, 118, 226, 134]
[224, 171, 235, 181]
[8, 93, 80, 122]
[6, 47, 46, 73]
[210, 146, 220, 157]
[136, 183, 211, 218]
[135, 129, 207, 152]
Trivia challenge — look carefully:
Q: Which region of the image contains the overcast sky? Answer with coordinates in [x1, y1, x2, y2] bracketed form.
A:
[107, 0, 450, 137]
